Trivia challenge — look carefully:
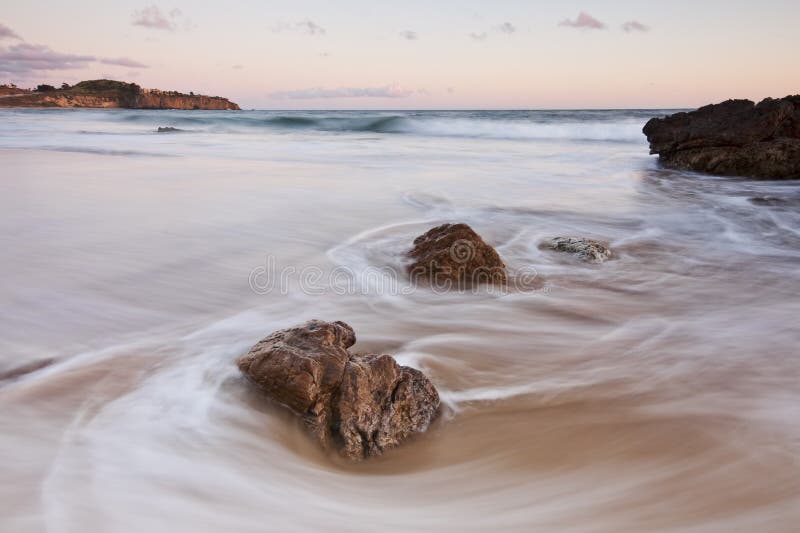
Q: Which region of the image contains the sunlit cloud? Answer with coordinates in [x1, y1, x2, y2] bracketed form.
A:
[622, 20, 649, 33]
[100, 57, 148, 68]
[0, 22, 21, 40]
[132, 5, 178, 31]
[497, 22, 516, 34]
[559, 12, 606, 30]
[399, 30, 418, 40]
[270, 84, 414, 99]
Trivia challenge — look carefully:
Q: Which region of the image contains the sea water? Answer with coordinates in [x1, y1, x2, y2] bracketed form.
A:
[1, 108, 799, 532]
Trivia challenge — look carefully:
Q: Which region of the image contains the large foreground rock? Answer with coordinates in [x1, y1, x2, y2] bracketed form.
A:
[407, 223, 506, 287]
[237, 320, 439, 460]
[643, 96, 800, 179]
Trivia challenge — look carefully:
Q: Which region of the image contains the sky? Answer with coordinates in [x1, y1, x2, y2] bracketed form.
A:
[1, 0, 798, 109]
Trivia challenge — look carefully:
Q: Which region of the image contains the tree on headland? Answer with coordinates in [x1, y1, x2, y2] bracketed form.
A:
[35, 84, 56, 92]
[61, 82, 71, 90]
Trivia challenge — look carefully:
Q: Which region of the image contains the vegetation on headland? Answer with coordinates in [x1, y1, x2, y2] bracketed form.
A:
[0, 79, 240, 110]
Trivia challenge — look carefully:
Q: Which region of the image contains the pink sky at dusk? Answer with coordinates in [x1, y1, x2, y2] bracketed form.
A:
[1, 0, 798, 109]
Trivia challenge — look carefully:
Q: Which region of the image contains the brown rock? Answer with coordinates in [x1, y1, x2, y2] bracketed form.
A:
[642, 96, 800, 179]
[407, 223, 506, 287]
[237, 320, 439, 460]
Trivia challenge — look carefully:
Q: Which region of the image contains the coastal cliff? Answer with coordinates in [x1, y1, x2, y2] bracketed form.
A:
[0, 80, 240, 110]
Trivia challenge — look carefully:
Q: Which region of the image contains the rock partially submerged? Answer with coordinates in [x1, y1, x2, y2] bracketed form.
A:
[643, 96, 800, 180]
[156, 126, 181, 133]
[237, 320, 439, 460]
[548, 237, 611, 263]
[407, 223, 506, 287]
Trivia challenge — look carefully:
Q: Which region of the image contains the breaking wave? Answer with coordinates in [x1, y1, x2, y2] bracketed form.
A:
[107, 109, 669, 142]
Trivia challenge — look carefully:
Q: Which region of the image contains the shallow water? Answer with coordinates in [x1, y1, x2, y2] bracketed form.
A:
[1, 109, 799, 532]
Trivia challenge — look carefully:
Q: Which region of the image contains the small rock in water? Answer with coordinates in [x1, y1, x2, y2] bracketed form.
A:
[407, 223, 506, 287]
[156, 126, 181, 133]
[549, 237, 611, 263]
[237, 320, 440, 460]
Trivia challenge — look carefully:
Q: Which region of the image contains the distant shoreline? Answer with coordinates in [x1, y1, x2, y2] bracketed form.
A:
[0, 80, 240, 110]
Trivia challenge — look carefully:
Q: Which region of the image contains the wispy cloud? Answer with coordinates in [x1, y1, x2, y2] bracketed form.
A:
[399, 30, 418, 40]
[132, 5, 187, 31]
[232, 64, 244, 70]
[273, 20, 326, 36]
[0, 43, 95, 75]
[297, 20, 326, 35]
[497, 22, 516, 34]
[622, 20, 649, 33]
[270, 84, 413, 99]
[0, 22, 21, 40]
[0, 42, 148, 77]
[100, 57, 148, 68]
[470, 22, 516, 41]
[559, 12, 606, 30]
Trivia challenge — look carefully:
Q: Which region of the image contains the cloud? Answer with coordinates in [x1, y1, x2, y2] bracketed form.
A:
[273, 20, 326, 36]
[622, 20, 649, 33]
[399, 30, 418, 40]
[100, 57, 148, 68]
[469, 32, 487, 41]
[297, 20, 326, 35]
[0, 42, 148, 78]
[0, 43, 95, 75]
[0, 22, 21, 40]
[446, 87, 455, 94]
[232, 64, 244, 70]
[270, 84, 413, 99]
[132, 5, 185, 31]
[497, 22, 516, 34]
[559, 12, 606, 30]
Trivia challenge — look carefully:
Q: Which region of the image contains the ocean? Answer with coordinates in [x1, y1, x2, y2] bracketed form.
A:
[1, 108, 799, 532]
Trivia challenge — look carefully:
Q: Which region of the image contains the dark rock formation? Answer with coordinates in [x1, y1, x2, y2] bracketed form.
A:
[0, 79, 240, 110]
[643, 96, 800, 180]
[237, 320, 439, 460]
[548, 237, 611, 263]
[157, 127, 181, 133]
[407, 223, 506, 287]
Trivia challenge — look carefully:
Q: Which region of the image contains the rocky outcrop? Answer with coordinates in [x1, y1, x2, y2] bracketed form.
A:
[548, 237, 611, 263]
[407, 223, 506, 287]
[237, 320, 439, 460]
[0, 79, 240, 110]
[643, 96, 800, 180]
